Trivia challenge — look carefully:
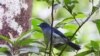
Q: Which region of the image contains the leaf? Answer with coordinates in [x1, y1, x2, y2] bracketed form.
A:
[91, 40, 100, 51]
[64, 0, 78, 4]
[63, 24, 78, 32]
[18, 30, 34, 41]
[55, 17, 74, 28]
[0, 35, 13, 44]
[31, 18, 43, 31]
[15, 30, 34, 45]
[64, 0, 71, 4]
[64, 0, 78, 13]
[31, 18, 43, 26]
[71, 1, 78, 3]
[17, 38, 34, 47]
[0, 47, 8, 52]
[93, 19, 100, 34]
[75, 12, 87, 18]
[32, 31, 44, 39]
[85, 43, 92, 49]
[75, 50, 94, 56]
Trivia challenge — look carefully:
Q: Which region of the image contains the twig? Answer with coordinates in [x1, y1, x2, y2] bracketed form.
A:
[58, 45, 67, 56]
[73, 15, 80, 26]
[49, 0, 54, 56]
[56, 0, 80, 26]
[71, 12, 93, 40]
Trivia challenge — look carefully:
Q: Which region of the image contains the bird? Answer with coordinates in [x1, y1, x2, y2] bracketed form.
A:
[39, 22, 80, 50]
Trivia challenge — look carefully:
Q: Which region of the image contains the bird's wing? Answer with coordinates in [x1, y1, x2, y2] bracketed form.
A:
[52, 28, 80, 50]
[49, 27, 69, 43]
[52, 27, 69, 39]
[52, 32, 66, 44]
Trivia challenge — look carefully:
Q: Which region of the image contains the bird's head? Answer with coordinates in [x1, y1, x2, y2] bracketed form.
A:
[39, 22, 50, 29]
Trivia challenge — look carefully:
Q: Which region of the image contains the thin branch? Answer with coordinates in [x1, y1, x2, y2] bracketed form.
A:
[71, 11, 94, 40]
[58, 45, 67, 56]
[73, 15, 80, 26]
[49, 0, 54, 56]
[64, 6, 80, 26]
[56, 0, 80, 26]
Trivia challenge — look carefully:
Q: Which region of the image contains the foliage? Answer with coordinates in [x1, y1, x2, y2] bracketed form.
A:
[0, 0, 100, 56]
[0, 30, 43, 56]
[93, 19, 100, 34]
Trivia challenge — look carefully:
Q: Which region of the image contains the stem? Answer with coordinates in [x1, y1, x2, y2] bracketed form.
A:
[73, 15, 80, 26]
[71, 12, 93, 40]
[58, 45, 67, 56]
[49, 0, 54, 56]
[56, 0, 80, 26]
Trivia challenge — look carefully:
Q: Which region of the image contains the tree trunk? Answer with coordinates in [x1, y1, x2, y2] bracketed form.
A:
[0, 0, 32, 43]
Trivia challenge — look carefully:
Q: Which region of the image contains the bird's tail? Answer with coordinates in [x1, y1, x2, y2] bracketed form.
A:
[67, 41, 80, 50]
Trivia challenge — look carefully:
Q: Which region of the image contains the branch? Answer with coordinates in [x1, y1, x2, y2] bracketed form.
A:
[64, 6, 80, 26]
[49, 0, 54, 56]
[57, 1, 80, 26]
[71, 10, 95, 40]
[58, 45, 67, 56]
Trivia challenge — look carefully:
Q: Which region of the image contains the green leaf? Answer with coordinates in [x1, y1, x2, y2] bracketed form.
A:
[61, 24, 78, 38]
[31, 18, 43, 31]
[18, 38, 34, 47]
[64, 0, 78, 13]
[64, 0, 78, 4]
[0, 47, 8, 52]
[75, 50, 94, 56]
[16, 30, 34, 43]
[75, 13, 87, 18]
[0, 35, 13, 44]
[71, 1, 78, 3]
[85, 43, 92, 49]
[64, 0, 71, 4]
[63, 24, 78, 32]
[62, 17, 74, 23]
[91, 40, 100, 51]
[32, 31, 43, 39]
[31, 18, 43, 26]
[55, 17, 74, 28]
[93, 19, 100, 34]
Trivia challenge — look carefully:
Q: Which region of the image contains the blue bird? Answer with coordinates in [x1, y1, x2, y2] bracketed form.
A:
[39, 22, 80, 50]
